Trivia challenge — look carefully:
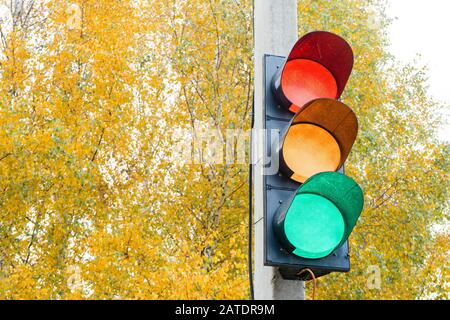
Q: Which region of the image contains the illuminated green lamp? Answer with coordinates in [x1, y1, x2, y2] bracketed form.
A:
[273, 172, 364, 259]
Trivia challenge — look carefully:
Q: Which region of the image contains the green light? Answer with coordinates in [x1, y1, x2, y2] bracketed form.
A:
[299, 172, 364, 243]
[285, 193, 345, 259]
[272, 172, 364, 260]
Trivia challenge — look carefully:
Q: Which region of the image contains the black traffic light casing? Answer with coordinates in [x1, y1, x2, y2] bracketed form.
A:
[262, 31, 363, 281]
[263, 54, 351, 280]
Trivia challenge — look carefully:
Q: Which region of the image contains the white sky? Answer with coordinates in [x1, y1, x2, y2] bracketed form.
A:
[387, 0, 450, 141]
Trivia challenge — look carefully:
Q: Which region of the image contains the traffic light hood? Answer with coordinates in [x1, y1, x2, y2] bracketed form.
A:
[280, 98, 358, 183]
[272, 31, 354, 113]
[287, 31, 354, 98]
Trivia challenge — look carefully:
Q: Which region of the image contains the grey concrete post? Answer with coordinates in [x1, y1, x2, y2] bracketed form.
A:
[253, 0, 305, 300]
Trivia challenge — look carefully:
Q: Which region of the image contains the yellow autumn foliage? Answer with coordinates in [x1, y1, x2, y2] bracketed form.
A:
[0, 0, 448, 300]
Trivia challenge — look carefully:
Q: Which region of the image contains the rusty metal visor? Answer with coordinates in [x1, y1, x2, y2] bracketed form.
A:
[279, 98, 358, 183]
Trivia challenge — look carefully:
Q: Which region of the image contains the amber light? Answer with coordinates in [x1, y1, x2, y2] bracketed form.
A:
[282, 123, 341, 183]
[279, 98, 358, 184]
[281, 59, 337, 113]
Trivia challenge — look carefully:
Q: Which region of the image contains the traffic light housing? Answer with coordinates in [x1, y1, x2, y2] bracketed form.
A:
[263, 31, 363, 280]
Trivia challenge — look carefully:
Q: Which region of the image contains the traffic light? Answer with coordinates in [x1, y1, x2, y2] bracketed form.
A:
[263, 31, 364, 280]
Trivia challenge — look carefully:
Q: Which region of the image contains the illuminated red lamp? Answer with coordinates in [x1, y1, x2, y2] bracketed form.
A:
[272, 31, 354, 113]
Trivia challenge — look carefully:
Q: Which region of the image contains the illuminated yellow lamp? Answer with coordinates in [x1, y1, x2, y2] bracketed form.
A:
[279, 98, 358, 183]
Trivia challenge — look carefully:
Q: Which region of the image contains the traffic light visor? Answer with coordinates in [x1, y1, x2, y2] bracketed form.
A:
[280, 98, 358, 183]
[273, 31, 353, 112]
[287, 31, 353, 100]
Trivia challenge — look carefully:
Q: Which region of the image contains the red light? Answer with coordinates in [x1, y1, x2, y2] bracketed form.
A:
[281, 59, 337, 113]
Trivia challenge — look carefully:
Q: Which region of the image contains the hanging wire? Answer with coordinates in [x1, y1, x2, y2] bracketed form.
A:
[248, 0, 256, 301]
[248, 89, 255, 300]
[297, 268, 317, 300]
[248, 149, 254, 300]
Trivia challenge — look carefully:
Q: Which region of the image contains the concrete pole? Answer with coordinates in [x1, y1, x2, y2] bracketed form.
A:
[253, 0, 305, 300]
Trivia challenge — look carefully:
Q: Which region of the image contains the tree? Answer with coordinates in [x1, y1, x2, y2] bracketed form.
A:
[0, 0, 252, 299]
[0, 0, 447, 300]
[0, 0, 171, 299]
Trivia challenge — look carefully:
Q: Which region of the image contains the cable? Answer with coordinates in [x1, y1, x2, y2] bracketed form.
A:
[248, 124, 254, 301]
[248, 0, 256, 301]
[297, 268, 317, 300]
[248, 152, 254, 300]
[248, 88, 255, 300]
